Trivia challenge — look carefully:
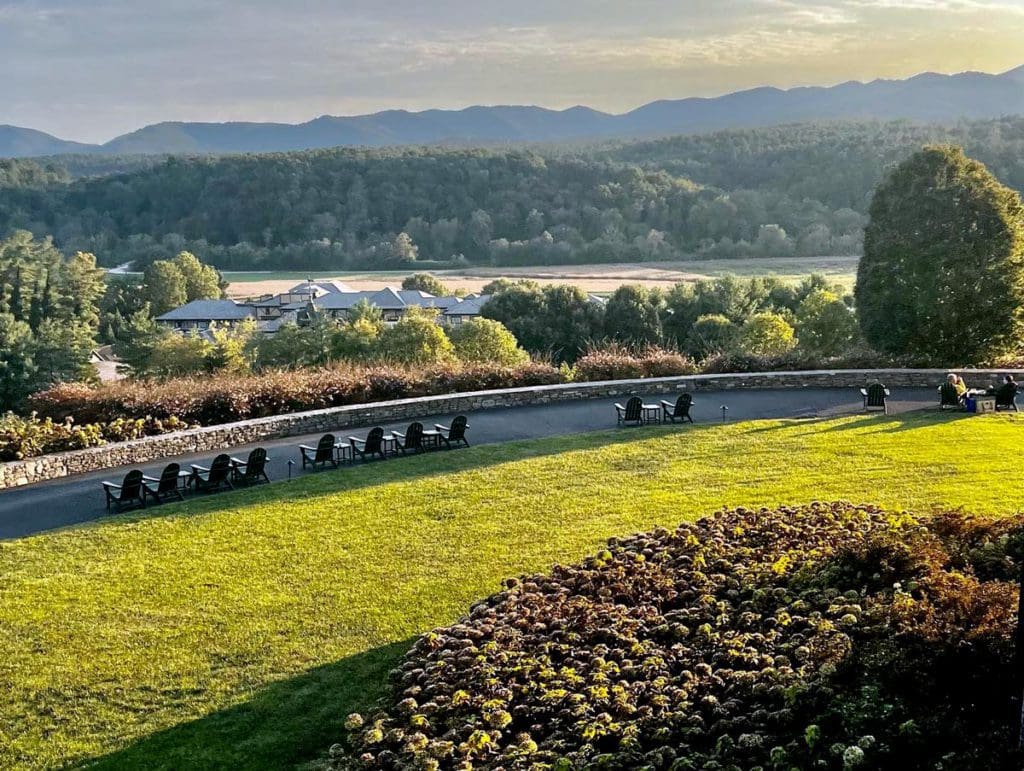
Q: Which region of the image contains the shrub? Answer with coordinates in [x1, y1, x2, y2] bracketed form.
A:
[447, 318, 529, 366]
[0, 412, 193, 461]
[685, 313, 739, 358]
[736, 311, 798, 357]
[574, 344, 697, 382]
[796, 290, 859, 356]
[335, 504, 1024, 770]
[378, 309, 456, 365]
[27, 361, 564, 427]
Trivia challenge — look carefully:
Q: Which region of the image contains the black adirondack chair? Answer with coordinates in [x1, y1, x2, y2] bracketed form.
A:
[191, 454, 234, 493]
[860, 384, 890, 414]
[436, 416, 470, 448]
[351, 427, 388, 461]
[102, 469, 147, 512]
[393, 422, 425, 455]
[996, 383, 1020, 412]
[232, 447, 271, 485]
[143, 463, 185, 504]
[661, 393, 694, 423]
[300, 434, 338, 470]
[939, 383, 962, 410]
[615, 396, 644, 426]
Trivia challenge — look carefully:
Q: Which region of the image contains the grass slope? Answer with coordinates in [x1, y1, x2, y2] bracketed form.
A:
[1, 412, 1021, 769]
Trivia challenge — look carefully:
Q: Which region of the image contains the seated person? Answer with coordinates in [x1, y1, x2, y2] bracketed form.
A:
[945, 373, 968, 403]
[996, 374, 1019, 407]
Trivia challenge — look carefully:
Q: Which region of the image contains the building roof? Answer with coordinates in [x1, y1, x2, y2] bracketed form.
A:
[313, 289, 407, 311]
[408, 293, 461, 310]
[156, 299, 255, 322]
[287, 280, 353, 295]
[445, 294, 492, 316]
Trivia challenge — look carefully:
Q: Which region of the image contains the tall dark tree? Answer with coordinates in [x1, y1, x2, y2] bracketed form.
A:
[856, 146, 1024, 362]
[602, 284, 663, 345]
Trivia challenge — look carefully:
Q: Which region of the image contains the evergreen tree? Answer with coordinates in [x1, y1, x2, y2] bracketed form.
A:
[856, 146, 1024, 362]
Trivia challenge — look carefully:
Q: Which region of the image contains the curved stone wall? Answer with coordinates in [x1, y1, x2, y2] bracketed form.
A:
[2, 368, 1020, 489]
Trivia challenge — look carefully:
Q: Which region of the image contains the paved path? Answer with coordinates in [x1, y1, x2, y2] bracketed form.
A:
[0, 388, 939, 540]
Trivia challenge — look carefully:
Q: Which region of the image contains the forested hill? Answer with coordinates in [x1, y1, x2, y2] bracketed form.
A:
[2, 65, 1023, 157]
[3, 117, 1024, 271]
[602, 118, 1024, 208]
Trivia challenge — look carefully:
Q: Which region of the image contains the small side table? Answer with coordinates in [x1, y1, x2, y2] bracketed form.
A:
[641, 403, 662, 424]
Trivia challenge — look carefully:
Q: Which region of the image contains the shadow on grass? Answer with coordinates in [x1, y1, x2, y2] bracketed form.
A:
[83, 639, 413, 771]
[91, 424, 705, 529]
[737, 409, 974, 438]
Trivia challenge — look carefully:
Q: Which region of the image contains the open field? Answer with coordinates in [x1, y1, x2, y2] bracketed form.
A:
[222, 256, 860, 298]
[1, 408, 1009, 770]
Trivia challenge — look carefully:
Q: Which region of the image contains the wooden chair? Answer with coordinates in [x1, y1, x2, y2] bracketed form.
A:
[939, 383, 961, 410]
[102, 469, 147, 512]
[436, 416, 470, 448]
[351, 427, 388, 461]
[860, 384, 890, 414]
[995, 383, 1020, 412]
[191, 454, 234, 493]
[232, 447, 271, 485]
[143, 463, 185, 504]
[393, 422, 425, 455]
[615, 396, 644, 426]
[661, 393, 694, 423]
[300, 434, 338, 470]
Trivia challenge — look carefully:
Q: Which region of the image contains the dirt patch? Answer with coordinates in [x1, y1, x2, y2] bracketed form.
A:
[226, 258, 860, 299]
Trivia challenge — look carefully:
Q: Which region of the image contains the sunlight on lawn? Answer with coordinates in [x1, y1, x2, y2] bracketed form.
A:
[0, 411, 1021, 769]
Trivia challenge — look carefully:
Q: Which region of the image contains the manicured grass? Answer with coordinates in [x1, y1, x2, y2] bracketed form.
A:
[1, 412, 1022, 769]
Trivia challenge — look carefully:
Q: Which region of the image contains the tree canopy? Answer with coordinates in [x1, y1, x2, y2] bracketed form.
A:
[855, 146, 1024, 362]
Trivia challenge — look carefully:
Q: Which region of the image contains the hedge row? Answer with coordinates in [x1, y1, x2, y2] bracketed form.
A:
[28, 362, 565, 427]
[0, 413, 194, 462]
[334, 503, 1024, 770]
[24, 346, 926, 435]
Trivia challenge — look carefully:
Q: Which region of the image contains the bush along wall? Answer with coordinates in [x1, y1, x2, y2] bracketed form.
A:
[0, 412, 194, 462]
[27, 362, 565, 427]
[334, 503, 1024, 770]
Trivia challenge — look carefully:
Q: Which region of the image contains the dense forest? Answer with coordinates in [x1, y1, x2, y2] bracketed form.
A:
[2, 117, 1024, 271]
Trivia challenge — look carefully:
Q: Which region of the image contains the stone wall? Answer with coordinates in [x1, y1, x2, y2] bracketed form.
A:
[3, 368, 1021, 489]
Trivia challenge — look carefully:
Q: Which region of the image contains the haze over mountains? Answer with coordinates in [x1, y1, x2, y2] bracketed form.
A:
[3, 66, 1024, 159]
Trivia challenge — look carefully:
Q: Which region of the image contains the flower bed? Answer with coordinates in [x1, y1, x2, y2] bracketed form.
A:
[334, 503, 1024, 770]
[0, 412, 194, 461]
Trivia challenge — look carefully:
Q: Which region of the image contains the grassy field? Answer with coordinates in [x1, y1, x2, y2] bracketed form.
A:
[219, 256, 860, 297]
[2, 410, 1017, 770]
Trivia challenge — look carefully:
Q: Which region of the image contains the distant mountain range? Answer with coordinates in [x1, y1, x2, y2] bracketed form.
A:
[4, 66, 1024, 158]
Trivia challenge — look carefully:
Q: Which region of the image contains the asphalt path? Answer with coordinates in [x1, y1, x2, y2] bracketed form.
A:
[0, 387, 940, 539]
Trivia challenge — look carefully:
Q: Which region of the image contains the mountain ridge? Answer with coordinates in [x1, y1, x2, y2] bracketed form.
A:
[3, 65, 1023, 158]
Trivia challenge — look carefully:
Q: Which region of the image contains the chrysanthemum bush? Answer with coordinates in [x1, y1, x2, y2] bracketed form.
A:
[26, 362, 564, 427]
[333, 503, 1024, 770]
[0, 412, 194, 461]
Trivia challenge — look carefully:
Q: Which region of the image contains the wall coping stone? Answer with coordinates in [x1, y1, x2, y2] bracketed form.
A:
[3, 368, 1022, 489]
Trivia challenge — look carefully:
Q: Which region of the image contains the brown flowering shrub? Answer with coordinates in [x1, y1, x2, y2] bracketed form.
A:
[333, 504, 1024, 770]
[0, 412, 194, 461]
[574, 345, 698, 382]
[27, 362, 563, 427]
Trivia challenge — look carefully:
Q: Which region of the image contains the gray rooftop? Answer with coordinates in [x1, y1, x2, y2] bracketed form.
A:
[287, 280, 353, 295]
[156, 299, 255, 322]
[445, 294, 492, 316]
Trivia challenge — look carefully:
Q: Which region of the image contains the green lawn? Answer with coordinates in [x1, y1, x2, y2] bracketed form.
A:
[1, 412, 1022, 770]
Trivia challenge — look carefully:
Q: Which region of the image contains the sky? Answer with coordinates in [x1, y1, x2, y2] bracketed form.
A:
[2, 0, 1024, 143]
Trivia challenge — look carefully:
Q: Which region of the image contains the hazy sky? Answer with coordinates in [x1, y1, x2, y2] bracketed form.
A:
[2, 0, 1024, 143]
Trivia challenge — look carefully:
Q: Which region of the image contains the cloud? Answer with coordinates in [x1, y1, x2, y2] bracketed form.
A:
[0, 0, 1022, 142]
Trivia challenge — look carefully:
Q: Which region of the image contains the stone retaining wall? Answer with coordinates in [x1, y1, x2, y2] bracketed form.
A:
[3, 368, 1021, 489]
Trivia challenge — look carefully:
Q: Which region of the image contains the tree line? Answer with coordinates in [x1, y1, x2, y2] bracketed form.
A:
[4, 116, 1024, 272]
